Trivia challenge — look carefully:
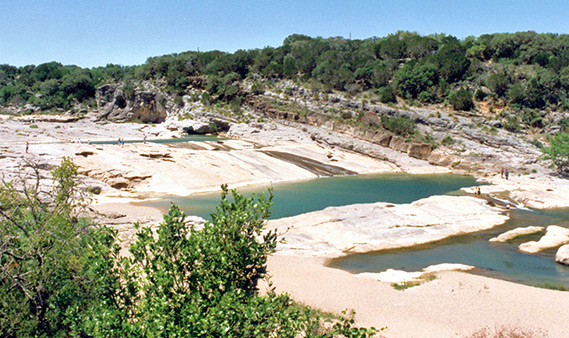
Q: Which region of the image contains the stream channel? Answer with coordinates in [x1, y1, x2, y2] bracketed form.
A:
[141, 171, 569, 287]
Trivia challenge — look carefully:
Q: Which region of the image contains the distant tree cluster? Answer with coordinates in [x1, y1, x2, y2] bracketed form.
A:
[2, 31, 569, 127]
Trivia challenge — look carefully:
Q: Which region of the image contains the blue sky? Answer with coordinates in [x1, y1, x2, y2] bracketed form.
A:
[1, 0, 568, 68]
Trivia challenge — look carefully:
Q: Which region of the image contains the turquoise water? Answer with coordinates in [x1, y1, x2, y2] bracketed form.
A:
[142, 173, 479, 219]
[141, 172, 569, 286]
[328, 207, 569, 286]
[91, 134, 222, 145]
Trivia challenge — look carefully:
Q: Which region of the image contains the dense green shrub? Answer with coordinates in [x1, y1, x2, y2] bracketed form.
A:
[1, 161, 377, 337]
[377, 86, 397, 103]
[448, 88, 474, 110]
[393, 62, 438, 100]
[503, 114, 521, 132]
[381, 115, 416, 136]
[0, 158, 120, 338]
[543, 132, 569, 172]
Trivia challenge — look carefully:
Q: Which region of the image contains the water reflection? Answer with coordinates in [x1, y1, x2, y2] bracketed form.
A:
[328, 207, 569, 286]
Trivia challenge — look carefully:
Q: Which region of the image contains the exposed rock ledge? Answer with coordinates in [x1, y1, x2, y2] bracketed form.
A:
[556, 244, 569, 266]
[489, 226, 545, 242]
[519, 225, 569, 254]
[268, 195, 508, 258]
[356, 264, 475, 284]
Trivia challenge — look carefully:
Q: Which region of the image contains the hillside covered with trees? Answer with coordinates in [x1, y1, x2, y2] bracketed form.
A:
[3, 31, 569, 170]
[1, 31, 569, 124]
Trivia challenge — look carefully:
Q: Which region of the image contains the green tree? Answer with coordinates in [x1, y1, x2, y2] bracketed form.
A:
[393, 61, 438, 100]
[486, 71, 510, 97]
[543, 132, 569, 173]
[434, 43, 470, 83]
[0, 158, 120, 338]
[448, 88, 474, 111]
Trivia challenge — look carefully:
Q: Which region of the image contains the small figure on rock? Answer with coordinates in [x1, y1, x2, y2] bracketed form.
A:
[25, 141, 29, 153]
[505, 169, 509, 180]
[500, 167, 504, 178]
[143, 134, 147, 144]
[476, 187, 481, 197]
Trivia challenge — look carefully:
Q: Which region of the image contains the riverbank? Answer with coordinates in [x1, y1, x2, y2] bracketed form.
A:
[2, 116, 569, 337]
[264, 255, 569, 338]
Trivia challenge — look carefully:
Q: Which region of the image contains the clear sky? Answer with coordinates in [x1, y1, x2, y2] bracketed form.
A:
[1, 0, 568, 68]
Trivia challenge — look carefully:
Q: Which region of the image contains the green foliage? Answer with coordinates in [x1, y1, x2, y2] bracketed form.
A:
[3, 31, 569, 132]
[543, 132, 569, 172]
[441, 135, 455, 146]
[503, 114, 521, 133]
[487, 71, 510, 97]
[0, 158, 120, 338]
[98, 186, 376, 337]
[377, 86, 397, 103]
[448, 88, 474, 111]
[393, 61, 439, 100]
[0, 162, 379, 337]
[381, 115, 416, 137]
[433, 42, 470, 83]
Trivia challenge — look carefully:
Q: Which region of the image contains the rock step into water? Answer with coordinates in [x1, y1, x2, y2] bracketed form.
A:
[489, 226, 545, 243]
[518, 225, 569, 254]
[555, 244, 569, 266]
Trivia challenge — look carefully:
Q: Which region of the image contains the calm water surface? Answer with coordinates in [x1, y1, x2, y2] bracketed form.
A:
[328, 207, 569, 286]
[144, 173, 479, 219]
[91, 134, 222, 145]
[141, 172, 569, 286]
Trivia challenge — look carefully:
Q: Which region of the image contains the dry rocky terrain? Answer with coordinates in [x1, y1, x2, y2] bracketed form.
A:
[2, 88, 569, 337]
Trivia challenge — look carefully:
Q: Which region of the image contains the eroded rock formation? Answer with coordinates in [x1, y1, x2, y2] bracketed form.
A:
[96, 84, 167, 123]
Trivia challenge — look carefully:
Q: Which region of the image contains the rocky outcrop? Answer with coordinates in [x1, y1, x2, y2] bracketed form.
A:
[518, 225, 569, 253]
[246, 96, 433, 160]
[356, 264, 474, 284]
[96, 84, 167, 123]
[489, 226, 545, 242]
[556, 244, 569, 265]
[268, 195, 507, 257]
[163, 118, 230, 135]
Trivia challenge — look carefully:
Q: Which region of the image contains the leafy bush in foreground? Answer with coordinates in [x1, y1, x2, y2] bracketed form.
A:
[0, 158, 120, 337]
[0, 161, 377, 337]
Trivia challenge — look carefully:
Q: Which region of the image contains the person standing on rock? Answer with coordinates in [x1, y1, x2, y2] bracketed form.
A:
[25, 141, 29, 153]
[505, 169, 509, 180]
[143, 134, 147, 144]
[500, 167, 504, 178]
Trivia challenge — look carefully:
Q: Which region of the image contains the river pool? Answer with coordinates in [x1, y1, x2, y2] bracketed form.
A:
[140, 172, 569, 287]
[142, 173, 479, 219]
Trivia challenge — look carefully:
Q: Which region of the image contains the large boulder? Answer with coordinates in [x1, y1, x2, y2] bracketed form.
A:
[389, 136, 410, 153]
[96, 84, 167, 123]
[556, 244, 569, 265]
[407, 143, 432, 160]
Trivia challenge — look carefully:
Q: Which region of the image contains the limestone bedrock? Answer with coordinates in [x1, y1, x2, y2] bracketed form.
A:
[268, 195, 508, 257]
[519, 225, 569, 254]
[489, 226, 545, 243]
[556, 244, 569, 266]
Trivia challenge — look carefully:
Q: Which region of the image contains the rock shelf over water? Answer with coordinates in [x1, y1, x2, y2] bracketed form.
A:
[268, 195, 508, 257]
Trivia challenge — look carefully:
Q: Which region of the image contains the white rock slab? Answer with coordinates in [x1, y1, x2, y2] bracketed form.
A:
[355, 263, 475, 284]
[519, 225, 569, 254]
[556, 244, 569, 266]
[489, 226, 545, 242]
[270, 195, 508, 257]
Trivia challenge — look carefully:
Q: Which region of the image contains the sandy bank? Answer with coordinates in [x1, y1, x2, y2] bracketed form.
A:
[265, 255, 569, 338]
